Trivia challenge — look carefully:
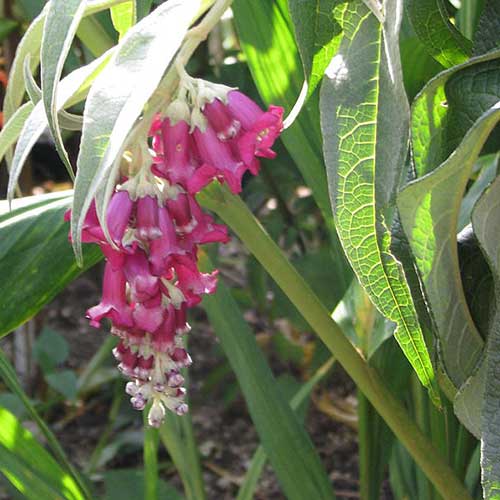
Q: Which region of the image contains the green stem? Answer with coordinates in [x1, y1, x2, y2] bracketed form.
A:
[198, 183, 473, 500]
[144, 412, 160, 500]
[77, 17, 115, 57]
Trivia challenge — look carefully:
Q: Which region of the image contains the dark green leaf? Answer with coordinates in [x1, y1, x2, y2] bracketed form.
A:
[46, 370, 78, 401]
[200, 252, 336, 500]
[33, 328, 70, 372]
[288, 0, 343, 98]
[0, 193, 101, 337]
[0, 18, 18, 43]
[473, 0, 500, 55]
[320, 0, 438, 403]
[398, 104, 500, 388]
[411, 49, 500, 178]
[471, 173, 500, 499]
[407, 0, 472, 67]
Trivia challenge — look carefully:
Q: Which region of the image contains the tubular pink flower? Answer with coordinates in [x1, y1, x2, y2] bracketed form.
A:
[87, 263, 133, 329]
[123, 251, 159, 303]
[192, 124, 247, 193]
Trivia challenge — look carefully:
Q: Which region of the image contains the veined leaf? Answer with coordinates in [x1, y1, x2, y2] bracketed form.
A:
[71, 0, 199, 263]
[0, 406, 84, 500]
[288, 0, 343, 98]
[412, 49, 500, 178]
[0, 192, 101, 337]
[407, 0, 472, 68]
[41, 0, 87, 181]
[110, 1, 136, 39]
[320, 1, 438, 403]
[199, 252, 336, 500]
[472, 171, 500, 500]
[398, 104, 500, 389]
[473, 0, 500, 56]
[7, 51, 112, 201]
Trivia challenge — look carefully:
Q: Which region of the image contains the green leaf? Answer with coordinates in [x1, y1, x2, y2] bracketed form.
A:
[8, 51, 112, 202]
[320, 1, 438, 403]
[0, 102, 33, 167]
[41, 0, 87, 182]
[398, 104, 500, 388]
[46, 370, 79, 402]
[411, 50, 500, 178]
[288, 0, 343, 98]
[471, 171, 500, 499]
[0, 406, 84, 500]
[199, 252, 336, 500]
[0, 193, 101, 336]
[236, 358, 334, 500]
[473, 0, 500, 56]
[232, 0, 333, 232]
[458, 154, 500, 231]
[33, 328, 70, 372]
[407, 0, 472, 68]
[111, 1, 136, 39]
[3, 8, 45, 125]
[136, 0, 153, 20]
[72, 0, 198, 263]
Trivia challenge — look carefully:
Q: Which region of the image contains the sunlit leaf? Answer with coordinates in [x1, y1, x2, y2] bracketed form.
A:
[320, 0, 438, 403]
[407, 0, 472, 67]
[111, 1, 136, 38]
[288, 0, 343, 98]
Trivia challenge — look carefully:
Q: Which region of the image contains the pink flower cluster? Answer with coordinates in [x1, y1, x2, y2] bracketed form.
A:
[68, 80, 283, 426]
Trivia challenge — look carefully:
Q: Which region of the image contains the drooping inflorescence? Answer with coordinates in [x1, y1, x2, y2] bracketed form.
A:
[67, 75, 283, 426]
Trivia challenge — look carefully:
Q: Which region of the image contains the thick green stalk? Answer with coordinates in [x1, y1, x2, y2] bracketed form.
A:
[198, 183, 472, 500]
[77, 17, 116, 57]
[143, 413, 160, 500]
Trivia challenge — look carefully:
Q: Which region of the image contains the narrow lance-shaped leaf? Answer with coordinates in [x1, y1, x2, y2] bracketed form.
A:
[111, 1, 136, 39]
[199, 252, 336, 500]
[288, 0, 343, 98]
[471, 159, 500, 500]
[8, 51, 113, 202]
[71, 0, 200, 263]
[320, 1, 439, 403]
[0, 193, 102, 337]
[398, 106, 500, 391]
[407, 0, 472, 68]
[0, 405, 85, 500]
[41, 0, 88, 181]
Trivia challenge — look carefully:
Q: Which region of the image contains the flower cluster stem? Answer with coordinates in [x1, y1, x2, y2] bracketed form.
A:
[198, 182, 473, 500]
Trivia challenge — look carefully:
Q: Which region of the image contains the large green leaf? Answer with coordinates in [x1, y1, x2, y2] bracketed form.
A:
[41, 0, 87, 180]
[288, 0, 343, 98]
[8, 51, 112, 201]
[0, 192, 101, 337]
[471, 172, 500, 500]
[72, 0, 198, 263]
[473, 0, 500, 55]
[232, 0, 333, 231]
[0, 406, 84, 500]
[199, 252, 336, 500]
[398, 104, 500, 389]
[320, 1, 438, 402]
[411, 49, 500, 178]
[407, 0, 472, 68]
